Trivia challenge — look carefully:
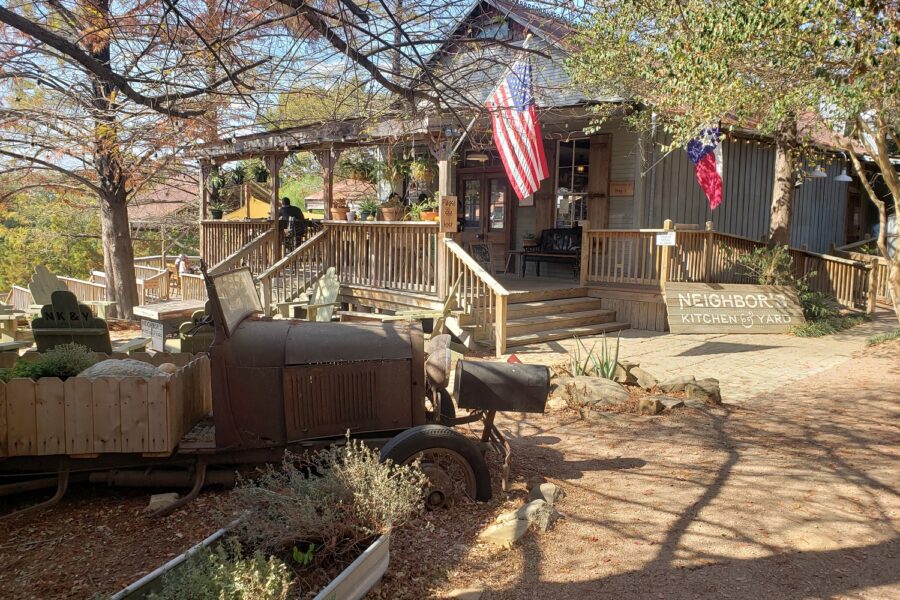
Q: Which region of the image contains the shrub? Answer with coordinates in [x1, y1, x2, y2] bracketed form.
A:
[791, 314, 868, 337]
[571, 333, 620, 379]
[148, 538, 293, 600]
[226, 439, 426, 560]
[0, 343, 96, 382]
[867, 329, 900, 346]
[722, 243, 795, 285]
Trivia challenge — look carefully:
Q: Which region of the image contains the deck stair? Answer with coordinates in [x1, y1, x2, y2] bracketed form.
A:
[502, 288, 629, 348]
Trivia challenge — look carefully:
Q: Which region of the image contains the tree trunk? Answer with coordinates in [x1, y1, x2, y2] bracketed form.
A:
[99, 188, 139, 319]
[769, 120, 797, 245]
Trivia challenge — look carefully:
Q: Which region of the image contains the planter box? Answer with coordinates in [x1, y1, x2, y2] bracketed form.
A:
[111, 530, 390, 600]
[0, 353, 210, 458]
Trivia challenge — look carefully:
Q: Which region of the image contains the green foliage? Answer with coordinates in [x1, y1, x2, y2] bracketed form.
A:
[405, 196, 438, 221]
[866, 330, 900, 347]
[244, 159, 269, 183]
[722, 244, 795, 286]
[0, 343, 97, 382]
[279, 175, 322, 211]
[291, 543, 315, 567]
[791, 314, 867, 338]
[148, 538, 293, 600]
[226, 439, 425, 560]
[265, 79, 390, 129]
[356, 197, 380, 215]
[337, 152, 382, 186]
[571, 334, 621, 380]
[0, 189, 103, 292]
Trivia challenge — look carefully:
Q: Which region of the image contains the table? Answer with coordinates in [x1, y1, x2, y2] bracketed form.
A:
[133, 300, 206, 351]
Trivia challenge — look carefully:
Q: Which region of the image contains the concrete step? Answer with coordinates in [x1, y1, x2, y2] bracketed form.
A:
[507, 296, 606, 318]
[506, 309, 618, 336]
[505, 321, 630, 348]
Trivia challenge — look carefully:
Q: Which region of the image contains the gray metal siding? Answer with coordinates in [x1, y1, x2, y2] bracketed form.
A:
[643, 138, 848, 252]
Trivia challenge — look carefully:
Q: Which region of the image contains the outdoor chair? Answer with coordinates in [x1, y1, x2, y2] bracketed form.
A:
[276, 267, 341, 322]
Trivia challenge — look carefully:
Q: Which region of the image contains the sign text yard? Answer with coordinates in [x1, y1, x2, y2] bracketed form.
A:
[665, 283, 806, 334]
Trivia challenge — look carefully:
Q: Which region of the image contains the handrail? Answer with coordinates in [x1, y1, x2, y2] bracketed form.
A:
[257, 228, 331, 311]
[208, 227, 278, 277]
[442, 239, 510, 297]
[258, 228, 328, 282]
[442, 239, 509, 356]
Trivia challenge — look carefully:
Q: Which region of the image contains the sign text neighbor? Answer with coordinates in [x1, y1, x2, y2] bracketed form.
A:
[665, 283, 806, 333]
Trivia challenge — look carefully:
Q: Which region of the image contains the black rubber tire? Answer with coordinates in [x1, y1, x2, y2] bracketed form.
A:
[380, 424, 492, 502]
[438, 388, 456, 423]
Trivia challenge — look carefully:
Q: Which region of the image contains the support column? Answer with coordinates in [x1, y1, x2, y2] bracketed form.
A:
[430, 138, 454, 299]
[198, 160, 212, 261]
[264, 154, 286, 221]
[313, 147, 343, 217]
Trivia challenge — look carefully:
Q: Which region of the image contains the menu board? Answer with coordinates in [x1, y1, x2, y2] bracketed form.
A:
[440, 195, 458, 233]
[212, 267, 263, 335]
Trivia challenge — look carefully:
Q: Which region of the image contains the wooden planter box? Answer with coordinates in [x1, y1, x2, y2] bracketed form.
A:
[0, 353, 210, 458]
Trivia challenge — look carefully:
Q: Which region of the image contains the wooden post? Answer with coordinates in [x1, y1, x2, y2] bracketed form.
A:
[702, 220, 714, 283]
[198, 161, 212, 260]
[495, 295, 507, 357]
[264, 154, 285, 221]
[867, 259, 879, 315]
[431, 138, 454, 300]
[313, 148, 342, 219]
[660, 219, 673, 293]
[579, 220, 591, 286]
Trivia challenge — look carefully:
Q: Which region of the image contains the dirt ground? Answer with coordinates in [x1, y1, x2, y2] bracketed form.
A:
[381, 339, 900, 599]
[0, 340, 897, 599]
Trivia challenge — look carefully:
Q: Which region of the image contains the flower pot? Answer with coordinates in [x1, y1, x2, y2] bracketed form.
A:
[359, 211, 374, 221]
[331, 208, 349, 221]
[210, 209, 223, 219]
[420, 210, 439, 221]
[380, 207, 403, 222]
[347, 211, 357, 222]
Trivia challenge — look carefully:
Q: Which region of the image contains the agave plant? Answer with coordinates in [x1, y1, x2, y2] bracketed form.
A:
[572, 333, 621, 380]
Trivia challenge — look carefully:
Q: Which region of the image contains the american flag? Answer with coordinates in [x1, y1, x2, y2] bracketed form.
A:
[485, 59, 549, 200]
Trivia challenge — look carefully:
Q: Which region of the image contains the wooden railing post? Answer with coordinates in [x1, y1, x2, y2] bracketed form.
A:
[659, 219, 673, 293]
[579, 220, 590, 286]
[867, 259, 879, 315]
[495, 295, 508, 357]
[702, 220, 714, 283]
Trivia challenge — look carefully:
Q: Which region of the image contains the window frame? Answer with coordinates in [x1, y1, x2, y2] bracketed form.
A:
[554, 137, 591, 228]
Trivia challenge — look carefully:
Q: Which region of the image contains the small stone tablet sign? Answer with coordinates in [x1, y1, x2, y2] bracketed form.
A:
[665, 283, 806, 334]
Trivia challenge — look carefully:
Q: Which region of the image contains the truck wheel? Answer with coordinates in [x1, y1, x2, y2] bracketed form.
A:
[380, 425, 492, 506]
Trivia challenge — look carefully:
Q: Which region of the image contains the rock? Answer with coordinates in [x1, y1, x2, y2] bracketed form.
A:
[658, 397, 685, 410]
[613, 365, 636, 384]
[686, 378, 722, 405]
[552, 376, 630, 407]
[145, 492, 179, 513]
[683, 399, 708, 409]
[657, 375, 696, 393]
[157, 362, 178, 374]
[80, 359, 159, 379]
[528, 482, 565, 505]
[447, 589, 484, 600]
[630, 367, 658, 390]
[617, 359, 640, 369]
[479, 518, 531, 547]
[496, 499, 548, 524]
[638, 397, 664, 415]
[546, 394, 567, 411]
[526, 475, 546, 490]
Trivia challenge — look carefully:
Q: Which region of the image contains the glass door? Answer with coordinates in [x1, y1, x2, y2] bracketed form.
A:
[457, 173, 511, 270]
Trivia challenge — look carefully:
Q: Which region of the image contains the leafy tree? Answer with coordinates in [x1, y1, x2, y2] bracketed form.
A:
[570, 0, 899, 321]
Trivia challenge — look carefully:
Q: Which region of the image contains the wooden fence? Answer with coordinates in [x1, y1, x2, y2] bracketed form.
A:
[181, 273, 208, 301]
[581, 221, 878, 311]
[258, 229, 331, 310]
[208, 227, 280, 277]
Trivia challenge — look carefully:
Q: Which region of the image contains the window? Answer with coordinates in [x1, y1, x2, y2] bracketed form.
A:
[555, 139, 590, 227]
[462, 179, 481, 229]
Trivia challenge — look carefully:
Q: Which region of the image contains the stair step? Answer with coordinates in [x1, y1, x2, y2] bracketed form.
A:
[506, 309, 617, 336]
[507, 287, 587, 304]
[507, 296, 606, 318]
[505, 321, 630, 348]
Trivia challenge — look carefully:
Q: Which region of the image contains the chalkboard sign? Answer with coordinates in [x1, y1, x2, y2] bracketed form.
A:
[665, 283, 805, 334]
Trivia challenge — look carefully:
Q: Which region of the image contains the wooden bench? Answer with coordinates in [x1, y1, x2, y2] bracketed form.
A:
[521, 226, 582, 278]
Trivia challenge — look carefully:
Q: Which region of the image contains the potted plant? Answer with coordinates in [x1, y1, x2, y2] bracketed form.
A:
[209, 201, 227, 220]
[330, 198, 349, 221]
[409, 156, 436, 184]
[419, 194, 439, 221]
[228, 164, 246, 186]
[379, 195, 405, 222]
[522, 232, 540, 250]
[357, 197, 379, 221]
[247, 160, 269, 184]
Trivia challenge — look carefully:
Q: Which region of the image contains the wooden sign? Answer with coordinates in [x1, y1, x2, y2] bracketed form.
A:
[440, 195, 458, 233]
[609, 181, 634, 197]
[665, 283, 806, 334]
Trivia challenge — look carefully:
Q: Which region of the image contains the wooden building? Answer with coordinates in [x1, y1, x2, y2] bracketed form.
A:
[187, 0, 889, 354]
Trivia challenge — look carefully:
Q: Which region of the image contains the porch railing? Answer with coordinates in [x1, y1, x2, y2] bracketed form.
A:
[257, 229, 330, 310]
[328, 221, 438, 293]
[181, 273, 207, 301]
[581, 222, 878, 311]
[443, 238, 509, 356]
[6, 285, 32, 311]
[208, 227, 280, 277]
[201, 220, 273, 267]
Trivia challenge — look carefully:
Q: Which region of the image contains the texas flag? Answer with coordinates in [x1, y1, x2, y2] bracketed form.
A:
[686, 126, 724, 210]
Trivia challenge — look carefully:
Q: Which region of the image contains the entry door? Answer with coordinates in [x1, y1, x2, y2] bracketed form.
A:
[458, 174, 511, 269]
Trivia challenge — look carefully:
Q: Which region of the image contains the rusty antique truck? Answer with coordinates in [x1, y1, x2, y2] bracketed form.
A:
[0, 266, 549, 517]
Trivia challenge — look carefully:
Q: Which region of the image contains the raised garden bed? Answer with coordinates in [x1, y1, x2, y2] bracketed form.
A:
[0, 352, 210, 458]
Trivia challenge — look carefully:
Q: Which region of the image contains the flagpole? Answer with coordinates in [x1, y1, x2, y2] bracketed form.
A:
[450, 33, 534, 156]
